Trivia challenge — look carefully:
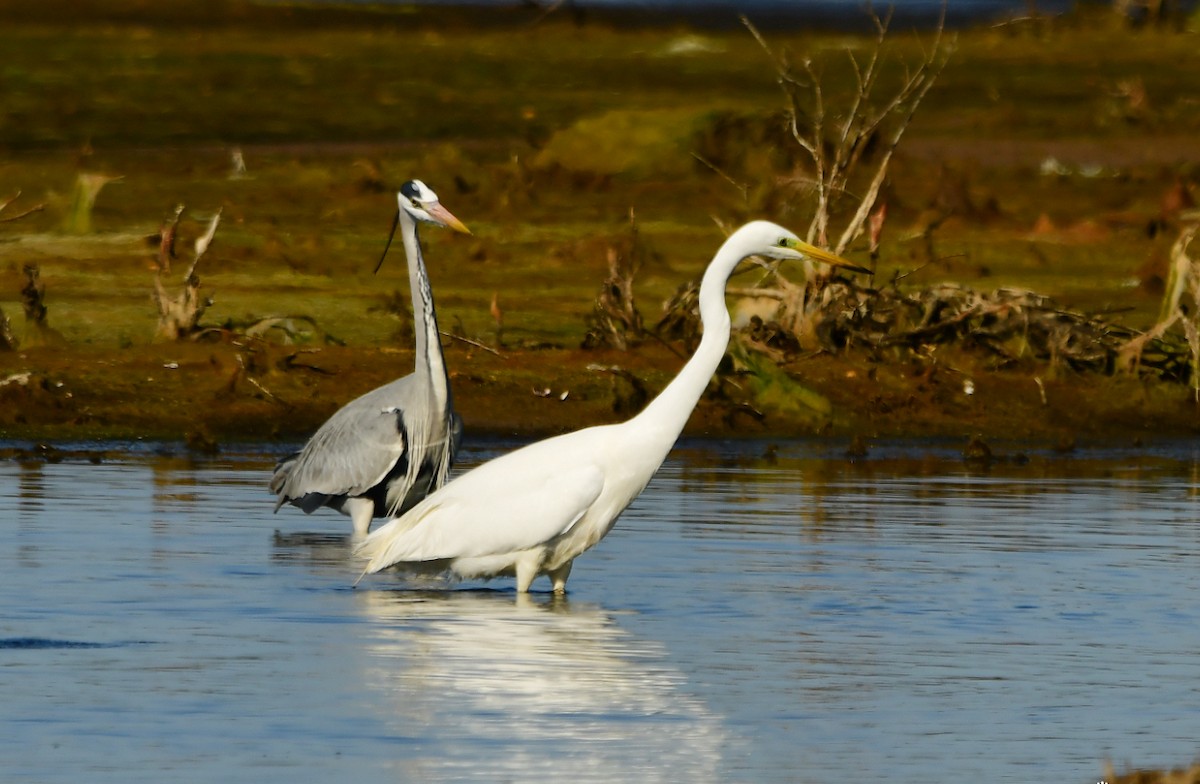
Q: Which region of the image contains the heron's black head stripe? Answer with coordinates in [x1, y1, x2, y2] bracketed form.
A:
[399, 180, 420, 200]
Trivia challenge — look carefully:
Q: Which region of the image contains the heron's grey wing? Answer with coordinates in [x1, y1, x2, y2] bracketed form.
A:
[273, 382, 414, 505]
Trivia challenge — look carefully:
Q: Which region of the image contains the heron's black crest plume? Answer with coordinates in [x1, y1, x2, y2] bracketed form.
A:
[374, 210, 401, 275]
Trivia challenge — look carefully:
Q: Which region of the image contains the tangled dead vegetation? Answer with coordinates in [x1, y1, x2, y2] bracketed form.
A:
[582, 213, 657, 351]
[657, 268, 1196, 383]
[580, 212, 1198, 393]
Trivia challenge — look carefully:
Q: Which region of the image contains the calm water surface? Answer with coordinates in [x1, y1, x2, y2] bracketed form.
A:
[2, 439, 1199, 783]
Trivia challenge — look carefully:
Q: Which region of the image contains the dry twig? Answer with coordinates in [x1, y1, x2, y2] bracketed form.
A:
[725, 10, 953, 355]
[20, 264, 65, 348]
[583, 211, 651, 350]
[0, 190, 45, 223]
[0, 309, 17, 351]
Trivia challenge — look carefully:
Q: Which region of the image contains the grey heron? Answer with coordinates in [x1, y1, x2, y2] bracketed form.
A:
[271, 179, 470, 536]
[355, 220, 867, 592]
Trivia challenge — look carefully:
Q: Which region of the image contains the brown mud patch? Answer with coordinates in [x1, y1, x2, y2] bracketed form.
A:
[1, 340, 1194, 448]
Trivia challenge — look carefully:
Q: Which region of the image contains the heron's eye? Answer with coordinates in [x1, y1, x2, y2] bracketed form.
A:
[410, 198, 422, 209]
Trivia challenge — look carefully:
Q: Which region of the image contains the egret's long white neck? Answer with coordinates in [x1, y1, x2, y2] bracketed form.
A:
[630, 232, 747, 443]
[400, 212, 450, 402]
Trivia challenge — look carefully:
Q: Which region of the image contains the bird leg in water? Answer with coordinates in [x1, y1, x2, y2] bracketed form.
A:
[344, 497, 375, 538]
[515, 554, 545, 594]
[548, 561, 573, 594]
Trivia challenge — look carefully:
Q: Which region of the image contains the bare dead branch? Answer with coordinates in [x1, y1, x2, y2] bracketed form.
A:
[691, 153, 750, 203]
[740, 15, 787, 76]
[187, 208, 223, 280]
[440, 329, 505, 357]
[0, 306, 17, 351]
[19, 264, 66, 347]
[154, 206, 221, 341]
[155, 204, 184, 274]
[1116, 313, 1180, 375]
[0, 190, 46, 223]
[0, 204, 45, 223]
[583, 210, 650, 350]
[745, 7, 951, 254]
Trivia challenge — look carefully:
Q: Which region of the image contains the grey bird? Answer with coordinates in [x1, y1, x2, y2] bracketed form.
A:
[270, 179, 470, 536]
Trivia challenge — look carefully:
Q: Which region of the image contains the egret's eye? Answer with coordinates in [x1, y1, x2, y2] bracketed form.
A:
[778, 238, 790, 247]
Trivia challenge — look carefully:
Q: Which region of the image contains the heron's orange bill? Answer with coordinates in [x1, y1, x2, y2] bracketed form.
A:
[789, 238, 871, 274]
[427, 202, 471, 235]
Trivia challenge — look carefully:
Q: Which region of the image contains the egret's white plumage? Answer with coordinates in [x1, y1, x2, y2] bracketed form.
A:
[270, 180, 470, 537]
[356, 220, 866, 592]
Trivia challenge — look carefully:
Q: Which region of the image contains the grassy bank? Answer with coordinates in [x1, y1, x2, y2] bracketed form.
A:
[1, 1, 1198, 446]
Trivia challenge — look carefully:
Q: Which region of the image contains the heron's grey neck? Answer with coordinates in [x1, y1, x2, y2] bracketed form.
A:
[630, 239, 740, 444]
[400, 212, 450, 401]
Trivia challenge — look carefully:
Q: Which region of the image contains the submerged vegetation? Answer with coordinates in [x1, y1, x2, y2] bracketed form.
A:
[1, 0, 1199, 444]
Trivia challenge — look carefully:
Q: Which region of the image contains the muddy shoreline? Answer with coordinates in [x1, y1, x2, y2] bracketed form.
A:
[2, 340, 1195, 452]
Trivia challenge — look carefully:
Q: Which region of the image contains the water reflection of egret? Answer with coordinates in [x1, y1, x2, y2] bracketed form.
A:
[354, 590, 725, 783]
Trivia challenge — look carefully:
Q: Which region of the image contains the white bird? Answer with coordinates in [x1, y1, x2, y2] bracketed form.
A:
[355, 220, 867, 592]
[270, 180, 470, 537]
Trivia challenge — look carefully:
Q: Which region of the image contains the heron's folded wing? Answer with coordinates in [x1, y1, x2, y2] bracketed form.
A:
[277, 402, 408, 501]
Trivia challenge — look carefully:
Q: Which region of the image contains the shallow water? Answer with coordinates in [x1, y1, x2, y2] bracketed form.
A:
[2, 439, 1199, 783]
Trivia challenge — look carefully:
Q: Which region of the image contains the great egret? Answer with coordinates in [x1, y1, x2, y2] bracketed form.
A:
[270, 180, 470, 537]
[355, 220, 867, 592]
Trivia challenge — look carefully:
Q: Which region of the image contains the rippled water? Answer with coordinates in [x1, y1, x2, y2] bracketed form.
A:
[3, 439, 1199, 783]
